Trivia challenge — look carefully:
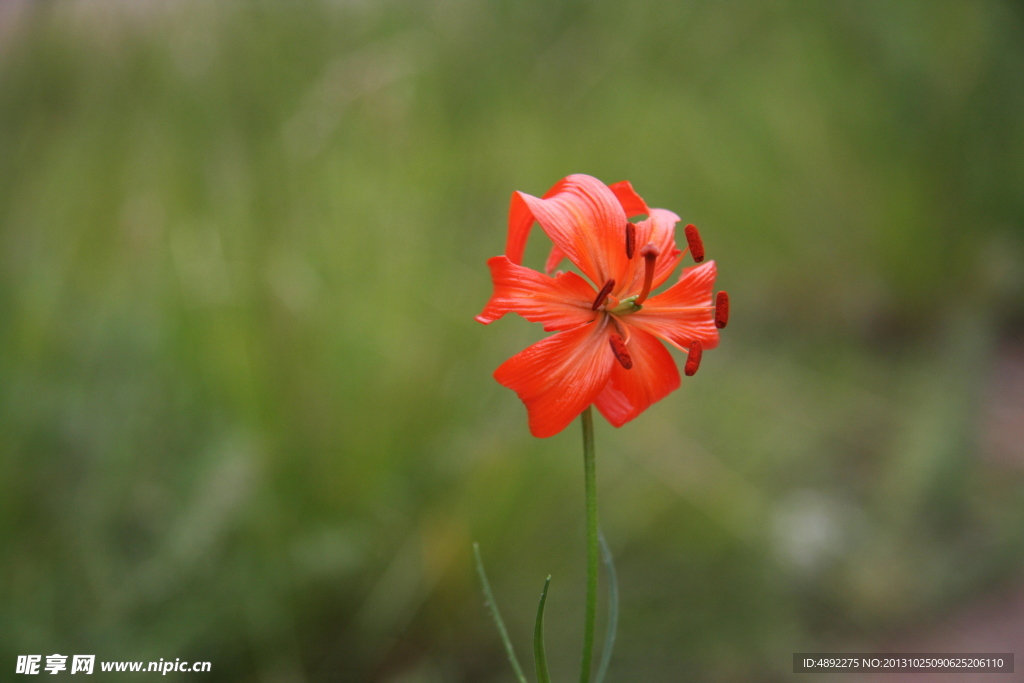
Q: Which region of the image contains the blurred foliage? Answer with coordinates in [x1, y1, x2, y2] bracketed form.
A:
[2, 1, 1024, 681]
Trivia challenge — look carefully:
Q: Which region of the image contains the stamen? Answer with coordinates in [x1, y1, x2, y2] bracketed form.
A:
[634, 244, 660, 305]
[625, 222, 636, 259]
[684, 340, 703, 376]
[591, 279, 615, 310]
[609, 334, 632, 369]
[610, 315, 631, 343]
[684, 224, 705, 263]
[715, 291, 730, 329]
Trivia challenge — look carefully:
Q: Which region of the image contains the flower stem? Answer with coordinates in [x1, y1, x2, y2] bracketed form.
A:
[579, 406, 599, 683]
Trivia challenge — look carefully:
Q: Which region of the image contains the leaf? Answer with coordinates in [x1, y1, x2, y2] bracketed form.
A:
[595, 530, 619, 683]
[473, 542, 529, 683]
[534, 575, 552, 683]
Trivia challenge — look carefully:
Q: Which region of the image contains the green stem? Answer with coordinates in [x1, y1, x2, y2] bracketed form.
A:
[579, 406, 599, 683]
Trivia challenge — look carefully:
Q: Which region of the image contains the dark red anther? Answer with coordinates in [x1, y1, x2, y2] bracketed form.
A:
[591, 279, 615, 310]
[625, 222, 636, 259]
[684, 224, 704, 263]
[715, 291, 730, 329]
[684, 340, 703, 376]
[609, 334, 632, 369]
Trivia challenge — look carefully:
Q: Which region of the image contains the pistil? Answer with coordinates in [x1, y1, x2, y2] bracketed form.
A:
[634, 244, 660, 305]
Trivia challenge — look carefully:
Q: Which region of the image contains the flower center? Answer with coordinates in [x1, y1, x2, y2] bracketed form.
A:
[608, 295, 641, 315]
[601, 242, 661, 316]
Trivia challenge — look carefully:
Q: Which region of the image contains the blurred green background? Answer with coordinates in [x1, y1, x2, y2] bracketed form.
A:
[2, 1, 1024, 681]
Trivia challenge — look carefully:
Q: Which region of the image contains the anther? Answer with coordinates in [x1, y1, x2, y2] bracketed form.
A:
[609, 334, 632, 369]
[684, 340, 703, 376]
[634, 244, 661, 305]
[625, 222, 636, 259]
[715, 291, 729, 329]
[591, 279, 615, 310]
[684, 224, 705, 263]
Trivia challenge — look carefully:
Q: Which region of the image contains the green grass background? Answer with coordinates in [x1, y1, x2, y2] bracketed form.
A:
[2, 1, 1024, 681]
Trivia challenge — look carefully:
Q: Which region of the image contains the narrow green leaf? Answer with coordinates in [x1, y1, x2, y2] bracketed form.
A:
[534, 575, 552, 683]
[473, 543, 529, 683]
[595, 530, 619, 683]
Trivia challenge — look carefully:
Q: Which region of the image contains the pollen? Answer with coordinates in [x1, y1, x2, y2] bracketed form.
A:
[715, 291, 729, 329]
[609, 334, 632, 369]
[684, 340, 703, 376]
[625, 222, 636, 259]
[592, 279, 615, 310]
[684, 224, 704, 263]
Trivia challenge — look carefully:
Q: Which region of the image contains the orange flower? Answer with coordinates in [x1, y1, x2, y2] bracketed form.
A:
[477, 174, 727, 438]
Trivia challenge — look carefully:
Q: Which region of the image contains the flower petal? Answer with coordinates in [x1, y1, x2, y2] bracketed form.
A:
[613, 207, 683, 300]
[625, 260, 720, 351]
[505, 178, 576, 266]
[476, 256, 599, 331]
[646, 208, 683, 288]
[545, 180, 651, 275]
[544, 244, 566, 276]
[505, 190, 536, 266]
[493, 320, 615, 438]
[594, 327, 680, 427]
[518, 175, 630, 288]
[608, 180, 649, 218]
[624, 208, 682, 294]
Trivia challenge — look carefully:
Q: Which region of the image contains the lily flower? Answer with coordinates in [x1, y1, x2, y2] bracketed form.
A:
[477, 174, 728, 438]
